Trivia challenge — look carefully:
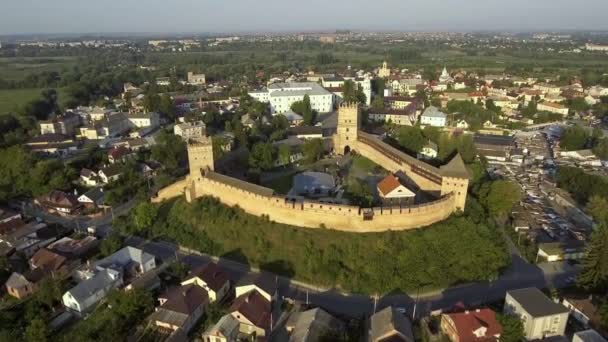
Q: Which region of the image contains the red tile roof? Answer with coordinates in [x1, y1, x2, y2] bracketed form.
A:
[160, 284, 209, 315]
[377, 175, 403, 197]
[30, 248, 67, 272]
[230, 290, 271, 330]
[445, 309, 502, 342]
[187, 262, 229, 292]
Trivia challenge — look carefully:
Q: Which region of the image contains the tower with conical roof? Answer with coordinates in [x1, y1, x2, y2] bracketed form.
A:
[439, 154, 470, 210]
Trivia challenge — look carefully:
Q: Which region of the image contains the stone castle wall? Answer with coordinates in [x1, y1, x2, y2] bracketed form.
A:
[188, 173, 456, 232]
[152, 103, 468, 232]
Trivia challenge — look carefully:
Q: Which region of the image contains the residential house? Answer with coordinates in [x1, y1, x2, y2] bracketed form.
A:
[39, 113, 81, 136]
[537, 241, 585, 262]
[77, 187, 105, 209]
[419, 141, 438, 160]
[235, 273, 278, 303]
[26, 134, 79, 156]
[421, 106, 447, 127]
[281, 110, 304, 127]
[47, 236, 98, 259]
[455, 120, 470, 130]
[174, 121, 206, 141]
[108, 146, 134, 164]
[80, 168, 99, 186]
[230, 289, 272, 338]
[29, 247, 76, 275]
[128, 112, 160, 128]
[562, 296, 603, 329]
[36, 190, 81, 215]
[504, 287, 569, 340]
[369, 306, 415, 342]
[5, 270, 44, 299]
[202, 314, 240, 342]
[538, 102, 569, 116]
[62, 268, 123, 315]
[573, 330, 607, 342]
[98, 165, 123, 184]
[153, 284, 209, 334]
[95, 246, 156, 276]
[368, 105, 417, 126]
[377, 174, 416, 205]
[384, 96, 414, 110]
[181, 262, 230, 303]
[440, 308, 502, 342]
[286, 308, 345, 342]
[473, 134, 515, 162]
[187, 72, 206, 85]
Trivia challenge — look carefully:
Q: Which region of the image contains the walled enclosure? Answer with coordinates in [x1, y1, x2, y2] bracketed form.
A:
[153, 103, 470, 232]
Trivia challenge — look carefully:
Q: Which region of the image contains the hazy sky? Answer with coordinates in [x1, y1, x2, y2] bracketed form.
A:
[2, 0, 608, 35]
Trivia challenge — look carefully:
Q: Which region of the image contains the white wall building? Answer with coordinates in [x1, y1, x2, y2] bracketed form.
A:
[249, 82, 334, 115]
[420, 106, 447, 127]
[504, 288, 569, 341]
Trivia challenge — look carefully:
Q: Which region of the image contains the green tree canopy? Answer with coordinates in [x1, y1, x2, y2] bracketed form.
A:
[560, 126, 590, 151]
[249, 142, 274, 170]
[577, 225, 608, 292]
[497, 313, 524, 342]
[302, 138, 324, 164]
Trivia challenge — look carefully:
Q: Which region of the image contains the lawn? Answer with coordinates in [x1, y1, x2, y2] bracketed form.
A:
[129, 196, 510, 295]
[0, 56, 77, 81]
[0, 87, 68, 114]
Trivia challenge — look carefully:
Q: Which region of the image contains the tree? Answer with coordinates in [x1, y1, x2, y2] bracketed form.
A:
[151, 130, 187, 174]
[577, 225, 608, 291]
[249, 142, 274, 170]
[396, 126, 426, 153]
[342, 80, 366, 104]
[100, 232, 123, 257]
[587, 196, 608, 225]
[24, 319, 49, 342]
[479, 180, 522, 222]
[497, 314, 524, 342]
[277, 144, 291, 166]
[560, 126, 590, 151]
[291, 95, 315, 125]
[159, 94, 176, 121]
[302, 139, 324, 164]
[371, 96, 384, 110]
[133, 202, 159, 231]
[37, 277, 61, 310]
[592, 138, 608, 160]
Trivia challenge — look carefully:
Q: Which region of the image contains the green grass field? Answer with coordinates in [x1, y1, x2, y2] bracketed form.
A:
[0, 56, 77, 81]
[0, 87, 68, 114]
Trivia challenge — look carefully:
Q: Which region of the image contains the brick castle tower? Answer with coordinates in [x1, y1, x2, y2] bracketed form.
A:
[334, 102, 360, 155]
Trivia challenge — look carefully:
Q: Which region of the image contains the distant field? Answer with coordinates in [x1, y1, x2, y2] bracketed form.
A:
[0, 87, 68, 114]
[0, 56, 77, 81]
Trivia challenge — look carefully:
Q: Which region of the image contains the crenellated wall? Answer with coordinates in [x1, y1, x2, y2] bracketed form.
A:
[185, 173, 456, 232]
[153, 103, 469, 232]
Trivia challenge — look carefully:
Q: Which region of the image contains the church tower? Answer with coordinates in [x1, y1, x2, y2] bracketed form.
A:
[334, 102, 360, 155]
[187, 135, 215, 179]
[379, 61, 390, 78]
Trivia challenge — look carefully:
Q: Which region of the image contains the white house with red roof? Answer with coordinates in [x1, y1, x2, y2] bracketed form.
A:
[377, 175, 416, 205]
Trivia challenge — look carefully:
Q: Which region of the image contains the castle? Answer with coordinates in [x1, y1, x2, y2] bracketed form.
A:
[154, 103, 470, 232]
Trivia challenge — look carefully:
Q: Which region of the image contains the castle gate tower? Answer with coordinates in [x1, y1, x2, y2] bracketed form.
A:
[334, 102, 360, 155]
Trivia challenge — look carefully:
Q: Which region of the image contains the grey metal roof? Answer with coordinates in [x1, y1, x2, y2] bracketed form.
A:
[67, 269, 118, 303]
[268, 82, 331, 97]
[289, 308, 343, 342]
[95, 246, 155, 271]
[421, 106, 447, 119]
[507, 287, 569, 317]
[370, 307, 414, 342]
[81, 187, 105, 202]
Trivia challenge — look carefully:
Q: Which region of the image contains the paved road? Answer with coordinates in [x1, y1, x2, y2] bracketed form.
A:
[124, 236, 580, 320]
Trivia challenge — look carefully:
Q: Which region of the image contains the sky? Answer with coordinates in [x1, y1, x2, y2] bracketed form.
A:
[2, 0, 608, 35]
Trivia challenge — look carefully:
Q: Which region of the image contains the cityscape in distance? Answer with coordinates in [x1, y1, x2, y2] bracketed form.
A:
[0, 1, 608, 342]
